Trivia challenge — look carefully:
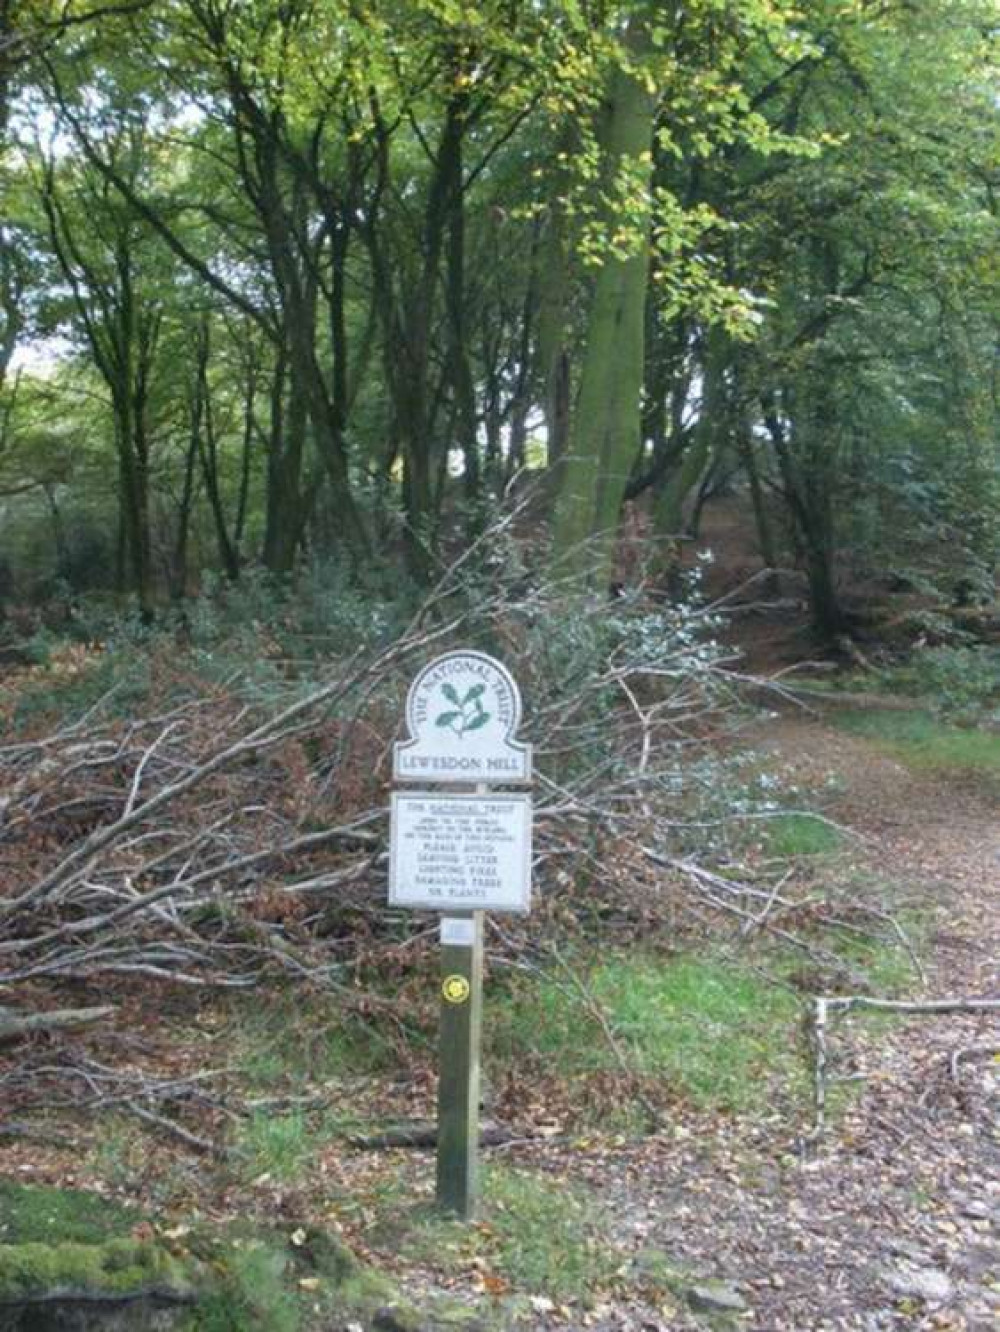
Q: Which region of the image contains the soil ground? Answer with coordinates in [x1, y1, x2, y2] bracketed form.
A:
[564, 702, 1000, 1330]
[350, 699, 999, 1331]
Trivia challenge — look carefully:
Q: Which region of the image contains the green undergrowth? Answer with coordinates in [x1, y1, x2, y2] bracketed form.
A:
[226, 991, 403, 1093]
[760, 811, 844, 857]
[484, 1166, 617, 1299]
[220, 946, 901, 1129]
[216, 928, 917, 1153]
[6, 568, 415, 734]
[179, 1224, 397, 1332]
[187, 1239, 299, 1332]
[488, 953, 804, 1116]
[366, 1163, 618, 1307]
[7, 645, 155, 731]
[224, 992, 408, 1183]
[819, 907, 929, 996]
[871, 645, 1000, 724]
[833, 707, 1000, 773]
[237, 1110, 315, 1185]
[0, 1178, 137, 1245]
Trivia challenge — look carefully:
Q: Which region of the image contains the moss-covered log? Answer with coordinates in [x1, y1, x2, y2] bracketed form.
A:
[0, 1183, 469, 1331]
[0, 1238, 198, 1331]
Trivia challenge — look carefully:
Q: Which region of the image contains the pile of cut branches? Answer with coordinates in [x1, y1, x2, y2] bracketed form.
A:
[0, 534, 899, 1140]
[0, 543, 747, 997]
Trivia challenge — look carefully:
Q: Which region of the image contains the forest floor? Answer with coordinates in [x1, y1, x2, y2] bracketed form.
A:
[323, 695, 999, 1332]
[3, 690, 997, 1331]
[556, 698, 1000, 1331]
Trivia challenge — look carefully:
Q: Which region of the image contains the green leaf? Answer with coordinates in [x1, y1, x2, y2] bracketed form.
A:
[464, 711, 491, 732]
[441, 683, 461, 705]
[436, 711, 461, 727]
[463, 683, 486, 704]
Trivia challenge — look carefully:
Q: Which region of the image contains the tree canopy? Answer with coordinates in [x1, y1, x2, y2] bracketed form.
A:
[0, 0, 997, 636]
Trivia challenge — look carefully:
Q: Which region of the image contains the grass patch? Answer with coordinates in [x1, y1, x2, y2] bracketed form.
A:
[833, 708, 1000, 773]
[0, 1181, 138, 1245]
[486, 1166, 617, 1299]
[236, 1111, 313, 1185]
[821, 907, 928, 995]
[369, 1164, 618, 1305]
[87, 1116, 154, 1192]
[223, 993, 407, 1177]
[225, 992, 399, 1095]
[185, 1238, 298, 1332]
[489, 953, 802, 1114]
[761, 812, 843, 857]
[178, 1225, 426, 1332]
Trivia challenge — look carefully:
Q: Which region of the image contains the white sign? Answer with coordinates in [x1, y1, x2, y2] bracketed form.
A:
[394, 651, 531, 785]
[440, 917, 477, 946]
[389, 793, 532, 914]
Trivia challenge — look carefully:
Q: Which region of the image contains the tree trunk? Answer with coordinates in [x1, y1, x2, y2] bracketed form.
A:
[442, 98, 480, 511]
[803, 534, 848, 641]
[536, 141, 573, 473]
[654, 328, 728, 538]
[551, 18, 655, 581]
[113, 392, 153, 619]
[762, 392, 848, 640]
[172, 428, 199, 600]
[193, 326, 240, 581]
[262, 349, 307, 574]
[740, 424, 777, 569]
[364, 87, 470, 581]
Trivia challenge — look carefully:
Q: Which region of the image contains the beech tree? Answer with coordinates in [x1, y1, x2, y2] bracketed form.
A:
[0, 0, 995, 629]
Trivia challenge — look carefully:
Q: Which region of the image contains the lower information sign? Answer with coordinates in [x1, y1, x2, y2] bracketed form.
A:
[389, 793, 532, 914]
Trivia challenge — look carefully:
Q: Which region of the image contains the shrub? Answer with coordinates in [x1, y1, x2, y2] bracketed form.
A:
[875, 645, 1000, 723]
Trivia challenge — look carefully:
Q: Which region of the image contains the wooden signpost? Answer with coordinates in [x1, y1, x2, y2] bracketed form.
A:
[390, 652, 532, 1219]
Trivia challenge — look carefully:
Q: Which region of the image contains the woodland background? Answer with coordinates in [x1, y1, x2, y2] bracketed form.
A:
[0, 0, 997, 639]
[0, 4, 999, 1330]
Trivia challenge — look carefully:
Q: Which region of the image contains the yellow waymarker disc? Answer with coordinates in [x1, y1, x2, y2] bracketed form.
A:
[442, 975, 471, 1004]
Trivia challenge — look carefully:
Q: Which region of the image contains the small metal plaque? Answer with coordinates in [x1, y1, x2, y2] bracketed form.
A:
[440, 917, 477, 946]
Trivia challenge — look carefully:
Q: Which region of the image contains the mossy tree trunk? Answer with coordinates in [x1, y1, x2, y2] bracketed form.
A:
[551, 17, 655, 583]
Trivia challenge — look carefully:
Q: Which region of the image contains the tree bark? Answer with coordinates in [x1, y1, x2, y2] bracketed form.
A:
[762, 392, 848, 640]
[262, 347, 308, 574]
[0, 1005, 114, 1045]
[552, 17, 656, 581]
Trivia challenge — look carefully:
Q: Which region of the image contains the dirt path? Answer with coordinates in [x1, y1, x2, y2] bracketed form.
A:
[761, 707, 1000, 995]
[3, 699, 996, 1331]
[561, 704, 1000, 1330]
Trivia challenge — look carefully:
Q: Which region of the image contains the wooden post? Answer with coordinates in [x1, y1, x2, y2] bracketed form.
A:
[390, 654, 532, 1221]
[436, 910, 484, 1219]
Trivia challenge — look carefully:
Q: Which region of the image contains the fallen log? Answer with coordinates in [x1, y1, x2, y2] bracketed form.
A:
[819, 996, 1000, 1016]
[0, 1005, 114, 1046]
[809, 994, 1000, 1135]
[348, 1119, 525, 1150]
